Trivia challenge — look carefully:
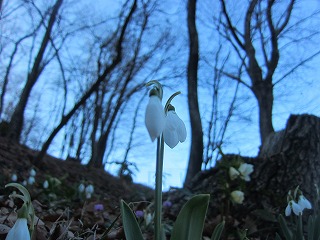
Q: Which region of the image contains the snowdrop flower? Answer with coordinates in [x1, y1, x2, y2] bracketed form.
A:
[238, 163, 254, 181]
[229, 167, 240, 180]
[145, 213, 153, 226]
[27, 176, 35, 185]
[231, 190, 245, 204]
[29, 169, 36, 177]
[22, 180, 27, 186]
[145, 94, 165, 141]
[163, 108, 187, 148]
[298, 195, 312, 211]
[85, 184, 94, 199]
[5, 218, 30, 240]
[11, 174, 17, 182]
[78, 183, 85, 193]
[43, 180, 49, 189]
[285, 200, 303, 216]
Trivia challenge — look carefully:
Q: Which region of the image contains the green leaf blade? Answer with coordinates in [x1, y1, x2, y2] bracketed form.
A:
[170, 194, 210, 240]
[120, 200, 144, 240]
[211, 220, 225, 240]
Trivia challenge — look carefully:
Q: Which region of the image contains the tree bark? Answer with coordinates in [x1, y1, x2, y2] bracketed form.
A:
[184, 0, 203, 187]
[7, 0, 63, 142]
[252, 80, 274, 146]
[168, 114, 320, 238]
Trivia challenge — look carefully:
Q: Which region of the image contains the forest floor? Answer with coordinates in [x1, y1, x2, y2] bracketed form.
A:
[0, 137, 160, 239]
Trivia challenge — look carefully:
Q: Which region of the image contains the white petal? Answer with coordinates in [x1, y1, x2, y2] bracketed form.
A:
[163, 111, 179, 148]
[6, 218, 30, 240]
[176, 116, 187, 142]
[231, 190, 244, 204]
[229, 167, 240, 180]
[291, 201, 303, 216]
[163, 124, 179, 148]
[285, 203, 291, 216]
[145, 96, 165, 141]
[163, 111, 186, 147]
[298, 195, 312, 210]
[238, 163, 254, 181]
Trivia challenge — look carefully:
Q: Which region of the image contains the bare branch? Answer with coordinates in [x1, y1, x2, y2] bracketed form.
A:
[220, 0, 245, 50]
[274, 49, 320, 86]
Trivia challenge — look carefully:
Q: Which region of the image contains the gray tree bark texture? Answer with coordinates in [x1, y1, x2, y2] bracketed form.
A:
[166, 114, 320, 238]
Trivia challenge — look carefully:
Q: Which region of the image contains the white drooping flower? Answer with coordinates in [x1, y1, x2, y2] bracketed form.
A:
[238, 163, 254, 181]
[5, 218, 30, 240]
[231, 190, 245, 204]
[145, 213, 153, 226]
[229, 167, 240, 180]
[43, 180, 49, 189]
[78, 183, 85, 193]
[285, 200, 303, 216]
[163, 110, 187, 149]
[11, 174, 17, 182]
[85, 184, 94, 199]
[27, 176, 35, 185]
[298, 195, 312, 211]
[29, 169, 36, 177]
[145, 95, 165, 141]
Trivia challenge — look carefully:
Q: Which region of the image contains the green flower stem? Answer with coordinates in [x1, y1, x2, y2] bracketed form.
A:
[155, 134, 164, 240]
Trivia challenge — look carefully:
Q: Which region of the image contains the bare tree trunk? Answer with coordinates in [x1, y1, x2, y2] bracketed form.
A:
[252, 81, 274, 145]
[7, 0, 63, 142]
[184, 0, 203, 187]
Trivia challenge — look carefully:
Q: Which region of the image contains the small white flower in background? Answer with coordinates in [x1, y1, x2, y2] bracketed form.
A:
[298, 195, 312, 211]
[163, 109, 187, 149]
[231, 190, 245, 204]
[145, 95, 165, 141]
[11, 174, 17, 182]
[285, 200, 303, 216]
[5, 218, 30, 240]
[145, 213, 153, 226]
[43, 180, 49, 189]
[238, 163, 254, 181]
[78, 183, 85, 193]
[85, 184, 94, 199]
[229, 167, 240, 180]
[22, 180, 27, 186]
[27, 176, 35, 185]
[29, 169, 36, 177]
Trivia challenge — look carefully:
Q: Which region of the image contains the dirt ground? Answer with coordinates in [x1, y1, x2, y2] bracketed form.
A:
[0, 137, 155, 239]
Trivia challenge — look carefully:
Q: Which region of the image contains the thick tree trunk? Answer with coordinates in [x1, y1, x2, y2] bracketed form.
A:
[252, 81, 275, 146]
[184, 0, 203, 187]
[7, 0, 63, 142]
[167, 114, 320, 238]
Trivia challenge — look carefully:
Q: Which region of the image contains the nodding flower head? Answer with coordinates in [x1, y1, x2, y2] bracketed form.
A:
[229, 167, 240, 180]
[238, 163, 254, 182]
[163, 106, 187, 149]
[231, 190, 245, 204]
[285, 200, 303, 216]
[5, 218, 30, 240]
[145, 89, 165, 142]
[145, 81, 186, 148]
[298, 195, 312, 211]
